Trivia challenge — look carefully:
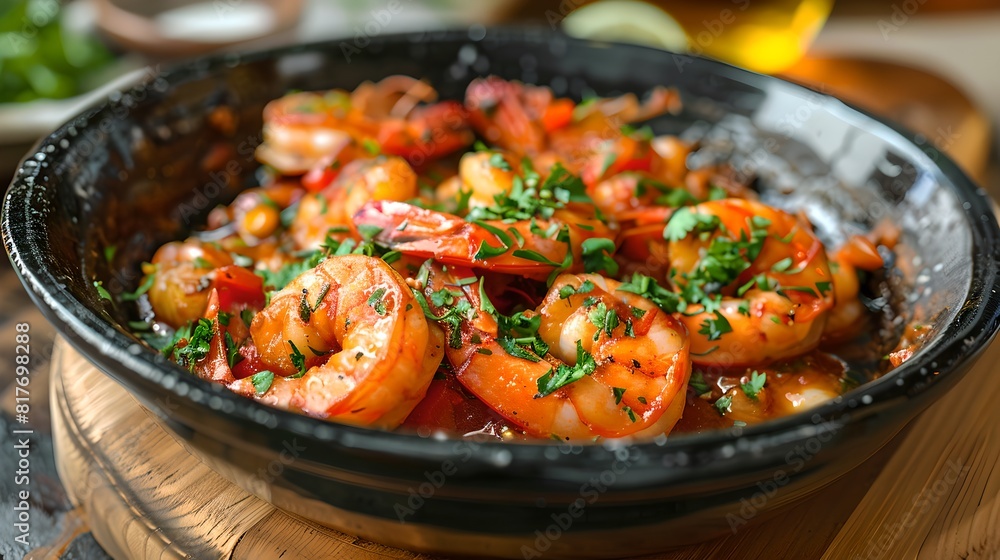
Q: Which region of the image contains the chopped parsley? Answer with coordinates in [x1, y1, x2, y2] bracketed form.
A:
[617, 273, 683, 313]
[599, 151, 617, 176]
[741, 371, 766, 400]
[241, 309, 255, 328]
[472, 220, 514, 260]
[224, 332, 243, 368]
[257, 251, 323, 293]
[778, 286, 818, 298]
[367, 287, 388, 315]
[622, 406, 638, 422]
[121, 270, 156, 301]
[737, 300, 750, 316]
[587, 302, 620, 340]
[173, 318, 213, 370]
[535, 340, 597, 397]
[664, 207, 721, 242]
[497, 311, 549, 358]
[488, 152, 512, 170]
[280, 202, 298, 229]
[313, 283, 331, 310]
[580, 237, 619, 276]
[664, 212, 774, 341]
[771, 258, 793, 273]
[559, 279, 596, 299]
[478, 278, 497, 315]
[707, 185, 727, 201]
[250, 370, 274, 395]
[498, 336, 542, 362]
[715, 394, 733, 415]
[192, 256, 214, 269]
[93, 280, 112, 301]
[362, 138, 381, 155]
[299, 291, 312, 323]
[698, 308, 732, 341]
[413, 285, 475, 350]
[159, 322, 192, 358]
[512, 249, 561, 266]
[620, 124, 654, 141]
[430, 288, 461, 307]
[690, 370, 711, 396]
[466, 162, 590, 222]
[635, 178, 699, 208]
[612, 387, 626, 404]
[357, 224, 384, 241]
[287, 340, 307, 378]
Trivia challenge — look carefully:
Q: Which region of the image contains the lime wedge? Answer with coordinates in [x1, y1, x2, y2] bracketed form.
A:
[562, 0, 687, 52]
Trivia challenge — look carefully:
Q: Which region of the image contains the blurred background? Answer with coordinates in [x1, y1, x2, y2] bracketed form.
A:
[1, 0, 999, 183]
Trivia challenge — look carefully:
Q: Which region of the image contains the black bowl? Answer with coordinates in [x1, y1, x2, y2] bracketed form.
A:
[5, 29, 1000, 559]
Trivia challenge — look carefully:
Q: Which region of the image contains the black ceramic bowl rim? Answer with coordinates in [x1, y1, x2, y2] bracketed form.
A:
[5, 29, 1000, 470]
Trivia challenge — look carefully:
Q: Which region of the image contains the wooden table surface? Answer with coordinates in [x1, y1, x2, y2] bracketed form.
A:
[1, 49, 999, 560]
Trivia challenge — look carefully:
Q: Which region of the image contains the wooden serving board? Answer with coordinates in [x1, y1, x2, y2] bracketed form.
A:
[41, 55, 1000, 559]
[49, 333, 1000, 560]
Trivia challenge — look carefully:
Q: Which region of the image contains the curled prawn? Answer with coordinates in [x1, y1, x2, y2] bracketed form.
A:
[256, 89, 363, 174]
[421, 266, 690, 440]
[291, 156, 418, 249]
[230, 255, 445, 428]
[824, 235, 885, 338]
[257, 77, 471, 175]
[666, 199, 834, 365]
[354, 200, 611, 281]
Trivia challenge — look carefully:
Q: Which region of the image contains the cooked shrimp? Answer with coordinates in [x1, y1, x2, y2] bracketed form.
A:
[290, 156, 418, 249]
[465, 77, 548, 156]
[665, 199, 834, 365]
[354, 200, 612, 281]
[421, 267, 690, 440]
[231, 255, 445, 427]
[258, 78, 471, 175]
[824, 235, 885, 337]
[147, 240, 234, 328]
[256, 90, 364, 174]
[696, 352, 846, 425]
[457, 150, 518, 208]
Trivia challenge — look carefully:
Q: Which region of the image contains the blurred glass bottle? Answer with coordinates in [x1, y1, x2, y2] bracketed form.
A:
[562, 0, 834, 74]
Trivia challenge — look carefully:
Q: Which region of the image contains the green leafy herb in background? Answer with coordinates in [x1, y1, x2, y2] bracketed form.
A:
[0, 0, 114, 103]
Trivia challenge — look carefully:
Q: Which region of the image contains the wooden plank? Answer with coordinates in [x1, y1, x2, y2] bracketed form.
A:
[822, 338, 1000, 559]
[231, 510, 434, 560]
[51, 338, 276, 559]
